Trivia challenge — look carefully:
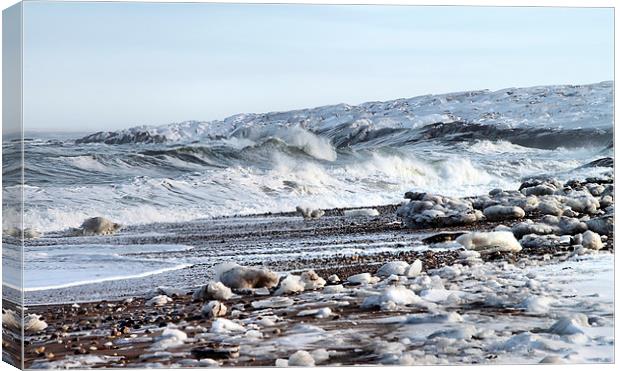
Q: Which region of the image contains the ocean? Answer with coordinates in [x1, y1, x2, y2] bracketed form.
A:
[8, 81, 613, 234]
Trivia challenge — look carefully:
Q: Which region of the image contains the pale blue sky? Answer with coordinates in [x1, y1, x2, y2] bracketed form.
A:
[21, 2, 613, 132]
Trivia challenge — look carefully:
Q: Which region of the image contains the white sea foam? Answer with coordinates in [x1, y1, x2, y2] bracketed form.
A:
[22, 244, 193, 291]
[13, 82, 612, 233]
[19, 144, 609, 233]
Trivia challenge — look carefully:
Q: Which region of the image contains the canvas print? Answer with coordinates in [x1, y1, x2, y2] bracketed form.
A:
[2, 1, 615, 369]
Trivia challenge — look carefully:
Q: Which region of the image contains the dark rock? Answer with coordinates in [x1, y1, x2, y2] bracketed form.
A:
[191, 345, 240, 360]
[422, 232, 466, 244]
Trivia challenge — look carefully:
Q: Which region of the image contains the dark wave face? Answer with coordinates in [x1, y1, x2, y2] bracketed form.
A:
[4, 81, 614, 233]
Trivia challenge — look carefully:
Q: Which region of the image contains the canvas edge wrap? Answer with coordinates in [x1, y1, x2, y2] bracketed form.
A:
[3, 1, 25, 369]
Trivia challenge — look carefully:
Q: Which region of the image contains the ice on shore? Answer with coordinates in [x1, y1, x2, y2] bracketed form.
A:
[344, 208, 379, 217]
[548, 314, 589, 336]
[275, 275, 305, 295]
[30, 355, 124, 369]
[24, 314, 49, 333]
[146, 295, 173, 306]
[300, 270, 326, 290]
[202, 301, 227, 319]
[520, 295, 554, 314]
[92, 249, 612, 367]
[297, 307, 332, 319]
[210, 318, 246, 334]
[287, 350, 316, 367]
[151, 328, 187, 350]
[362, 286, 421, 309]
[406, 259, 423, 277]
[215, 263, 279, 289]
[193, 281, 233, 301]
[347, 273, 378, 285]
[456, 231, 522, 255]
[376, 261, 409, 276]
[252, 297, 294, 309]
[582, 231, 603, 250]
[323, 284, 345, 294]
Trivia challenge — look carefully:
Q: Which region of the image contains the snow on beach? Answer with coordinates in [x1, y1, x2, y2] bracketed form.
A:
[20, 249, 613, 368]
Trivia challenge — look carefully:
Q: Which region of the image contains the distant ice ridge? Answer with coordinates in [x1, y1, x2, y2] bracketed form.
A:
[76, 81, 612, 146]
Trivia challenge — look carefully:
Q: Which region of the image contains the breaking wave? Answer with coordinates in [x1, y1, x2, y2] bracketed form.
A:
[5, 82, 613, 232]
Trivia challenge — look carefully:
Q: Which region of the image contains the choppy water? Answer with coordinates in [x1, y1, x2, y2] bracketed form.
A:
[4, 81, 612, 234]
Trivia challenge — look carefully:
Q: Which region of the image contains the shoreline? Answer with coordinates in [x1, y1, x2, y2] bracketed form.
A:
[14, 202, 584, 306]
[5, 171, 615, 368]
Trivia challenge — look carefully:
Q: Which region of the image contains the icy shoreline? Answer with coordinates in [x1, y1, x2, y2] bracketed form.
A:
[10, 248, 613, 368]
[3, 169, 614, 367]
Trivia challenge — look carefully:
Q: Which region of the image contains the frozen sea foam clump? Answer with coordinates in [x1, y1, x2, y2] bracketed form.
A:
[456, 232, 522, 255]
[215, 263, 279, 289]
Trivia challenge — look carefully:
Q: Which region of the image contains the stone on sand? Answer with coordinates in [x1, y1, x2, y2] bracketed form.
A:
[586, 216, 613, 235]
[558, 217, 588, 235]
[537, 200, 563, 216]
[511, 221, 557, 239]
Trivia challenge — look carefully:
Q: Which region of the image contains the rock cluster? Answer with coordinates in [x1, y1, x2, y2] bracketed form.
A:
[399, 175, 614, 243]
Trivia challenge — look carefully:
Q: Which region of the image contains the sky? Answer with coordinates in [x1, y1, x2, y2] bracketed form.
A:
[19, 2, 614, 132]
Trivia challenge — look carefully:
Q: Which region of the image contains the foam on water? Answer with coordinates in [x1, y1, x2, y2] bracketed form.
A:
[3, 82, 612, 233]
[20, 244, 193, 291]
[13, 143, 610, 233]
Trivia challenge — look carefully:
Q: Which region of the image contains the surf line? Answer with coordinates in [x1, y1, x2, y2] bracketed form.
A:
[21, 263, 193, 292]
